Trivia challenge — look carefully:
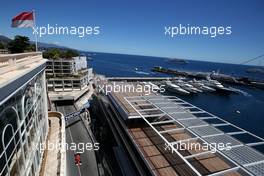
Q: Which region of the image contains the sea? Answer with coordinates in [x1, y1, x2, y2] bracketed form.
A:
[88, 52, 264, 153]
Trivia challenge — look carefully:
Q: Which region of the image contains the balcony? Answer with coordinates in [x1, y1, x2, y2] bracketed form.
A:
[0, 52, 43, 74]
[0, 52, 47, 92]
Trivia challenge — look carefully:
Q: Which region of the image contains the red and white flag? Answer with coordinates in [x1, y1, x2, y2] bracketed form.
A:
[12, 12, 34, 28]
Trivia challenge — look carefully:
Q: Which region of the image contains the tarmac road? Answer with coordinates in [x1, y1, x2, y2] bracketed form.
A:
[56, 104, 99, 176]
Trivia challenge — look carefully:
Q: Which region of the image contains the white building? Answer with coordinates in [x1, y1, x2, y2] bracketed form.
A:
[46, 56, 93, 92]
[0, 52, 48, 176]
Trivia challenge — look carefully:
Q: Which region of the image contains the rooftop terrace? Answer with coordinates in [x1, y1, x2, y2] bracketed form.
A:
[108, 92, 264, 176]
[0, 52, 45, 87]
[0, 52, 46, 104]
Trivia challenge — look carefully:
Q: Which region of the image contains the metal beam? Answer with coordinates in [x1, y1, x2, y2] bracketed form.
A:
[137, 108, 159, 112]
[188, 124, 209, 128]
[227, 131, 247, 135]
[243, 160, 264, 167]
[151, 119, 176, 125]
[246, 141, 264, 147]
[208, 167, 240, 176]
[199, 117, 217, 120]
[124, 97, 203, 176]
[143, 113, 166, 118]
[184, 150, 214, 159]
[200, 133, 225, 138]
[124, 95, 264, 176]
[159, 128, 185, 134]
[212, 123, 229, 127]
[133, 103, 152, 106]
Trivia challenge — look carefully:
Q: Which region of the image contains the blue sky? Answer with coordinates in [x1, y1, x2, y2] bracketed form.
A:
[0, 0, 264, 64]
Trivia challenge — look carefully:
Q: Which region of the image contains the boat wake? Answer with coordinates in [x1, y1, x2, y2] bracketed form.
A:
[229, 87, 252, 97]
[134, 71, 150, 75]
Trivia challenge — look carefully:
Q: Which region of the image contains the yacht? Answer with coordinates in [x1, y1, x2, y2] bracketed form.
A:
[202, 78, 238, 94]
[165, 81, 190, 95]
[148, 82, 161, 91]
[175, 80, 203, 93]
[189, 79, 216, 92]
[203, 78, 225, 89]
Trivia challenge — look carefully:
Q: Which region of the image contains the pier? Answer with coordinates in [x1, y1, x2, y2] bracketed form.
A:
[151, 66, 264, 89]
[107, 76, 173, 81]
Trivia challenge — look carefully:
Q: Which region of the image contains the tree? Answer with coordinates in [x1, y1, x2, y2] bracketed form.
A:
[0, 42, 5, 49]
[65, 49, 79, 58]
[26, 44, 36, 52]
[43, 49, 79, 59]
[43, 48, 61, 59]
[8, 35, 30, 53]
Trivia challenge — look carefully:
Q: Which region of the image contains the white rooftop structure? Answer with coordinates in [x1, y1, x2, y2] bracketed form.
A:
[124, 94, 264, 176]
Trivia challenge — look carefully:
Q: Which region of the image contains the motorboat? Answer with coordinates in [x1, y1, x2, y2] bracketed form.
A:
[148, 82, 161, 91]
[202, 78, 238, 94]
[203, 78, 225, 89]
[188, 79, 216, 92]
[165, 81, 190, 95]
[174, 80, 203, 93]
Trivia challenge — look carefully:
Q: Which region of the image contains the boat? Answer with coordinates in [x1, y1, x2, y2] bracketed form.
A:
[142, 81, 161, 92]
[188, 79, 216, 92]
[148, 82, 161, 91]
[174, 80, 203, 93]
[246, 67, 264, 74]
[164, 81, 190, 95]
[203, 77, 225, 89]
[202, 78, 238, 94]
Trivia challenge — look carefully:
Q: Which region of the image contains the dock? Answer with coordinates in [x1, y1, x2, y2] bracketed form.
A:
[151, 66, 264, 89]
[107, 77, 174, 81]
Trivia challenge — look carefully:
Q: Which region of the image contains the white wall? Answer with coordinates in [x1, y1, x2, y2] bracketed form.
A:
[73, 56, 87, 71]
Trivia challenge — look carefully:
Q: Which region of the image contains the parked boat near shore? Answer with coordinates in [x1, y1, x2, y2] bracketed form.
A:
[151, 66, 264, 89]
[174, 79, 203, 93]
[202, 78, 239, 94]
[188, 79, 216, 92]
[164, 81, 190, 95]
[148, 82, 161, 91]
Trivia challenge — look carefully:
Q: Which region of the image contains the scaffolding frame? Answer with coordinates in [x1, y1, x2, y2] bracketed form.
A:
[124, 95, 264, 176]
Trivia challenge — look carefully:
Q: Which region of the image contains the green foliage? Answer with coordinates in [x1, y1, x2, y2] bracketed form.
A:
[27, 44, 36, 51]
[0, 42, 5, 49]
[8, 35, 30, 53]
[43, 49, 79, 59]
[43, 48, 61, 59]
[65, 50, 79, 58]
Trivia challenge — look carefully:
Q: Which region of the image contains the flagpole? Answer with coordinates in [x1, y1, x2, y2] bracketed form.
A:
[33, 10, 38, 52]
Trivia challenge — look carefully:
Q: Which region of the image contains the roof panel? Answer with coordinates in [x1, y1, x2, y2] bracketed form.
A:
[245, 162, 264, 176]
[203, 134, 242, 147]
[223, 146, 264, 165]
[191, 126, 223, 137]
[178, 118, 208, 127]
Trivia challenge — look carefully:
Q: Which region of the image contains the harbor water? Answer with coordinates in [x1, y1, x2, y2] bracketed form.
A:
[88, 52, 264, 150]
